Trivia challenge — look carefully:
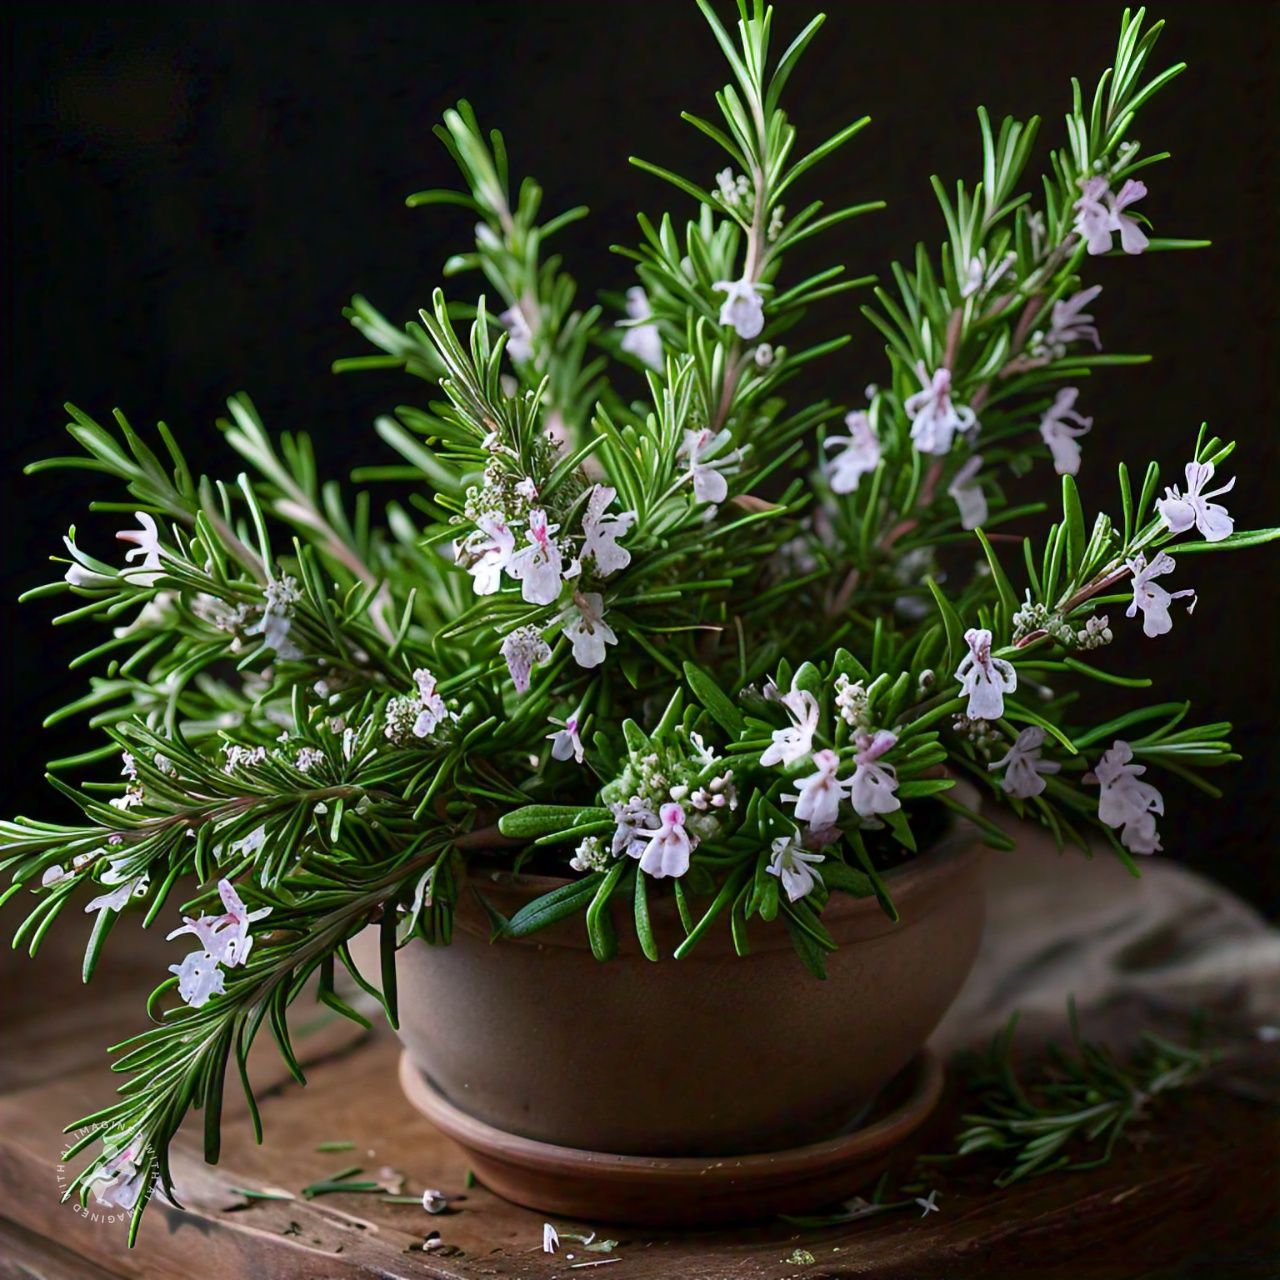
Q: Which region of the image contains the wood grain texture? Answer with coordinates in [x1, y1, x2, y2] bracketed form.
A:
[0, 897, 1276, 1279]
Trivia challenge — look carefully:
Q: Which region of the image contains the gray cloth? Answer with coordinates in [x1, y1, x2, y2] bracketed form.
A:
[931, 821, 1280, 1056]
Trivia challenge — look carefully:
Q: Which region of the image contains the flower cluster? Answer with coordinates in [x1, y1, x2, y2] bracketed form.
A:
[167, 878, 272, 1008]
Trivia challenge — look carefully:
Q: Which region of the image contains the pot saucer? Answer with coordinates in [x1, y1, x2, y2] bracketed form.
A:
[398, 1048, 943, 1226]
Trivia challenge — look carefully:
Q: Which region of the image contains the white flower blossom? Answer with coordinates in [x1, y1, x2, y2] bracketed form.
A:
[1156, 460, 1235, 542]
[955, 627, 1017, 721]
[506, 509, 566, 606]
[228, 825, 267, 858]
[116, 512, 165, 586]
[1073, 177, 1149, 256]
[41, 864, 70, 887]
[500, 625, 552, 694]
[245, 576, 303, 660]
[61, 531, 116, 587]
[88, 1139, 150, 1210]
[767, 833, 825, 902]
[618, 287, 663, 369]
[580, 485, 635, 576]
[542, 1223, 560, 1254]
[501, 305, 533, 362]
[753, 341, 774, 368]
[169, 949, 227, 1009]
[849, 730, 901, 817]
[635, 802, 694, 879]
[823, 411, 881, 495]
[786, 748, 848, 830]
[905, 364, 978, 456]
[1039, 388, 1092, 476]
[988, 726, 1060, 798]
[915, 1190, 941, 1218]
[1089, 739, 1164, 854]
[760, 684, 820, 768]
[85, 875, 148, 916]
[457, 515, 515, 596]
[947, 454, 987, 530]
[678, 427, 742, 507]
[562, 592, 617, 669]
[547, 713, 585, 764]
[1125, 551, 1196, 638]
[712, 277, 765, 339]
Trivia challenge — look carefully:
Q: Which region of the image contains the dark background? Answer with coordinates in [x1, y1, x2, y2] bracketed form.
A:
[4, 3, 1276, 909]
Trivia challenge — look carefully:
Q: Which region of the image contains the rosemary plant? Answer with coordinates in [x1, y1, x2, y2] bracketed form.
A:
[2, 1, 1274, 1238]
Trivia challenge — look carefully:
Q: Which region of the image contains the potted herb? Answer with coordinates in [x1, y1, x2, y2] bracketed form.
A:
[3, 0, 1274, 1239]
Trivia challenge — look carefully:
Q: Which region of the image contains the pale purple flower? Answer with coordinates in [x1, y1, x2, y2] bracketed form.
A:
[955, 627, 1017, 721]
[1088, 740, 1164, 854]
[412, 669, 452, 738]
[610, 797, 657, 858]
[501, 305, 534, 362]
[88, 1139, 149, 1211]
[41, 864, 70, 887]
[760, 685, 820, 768]
[1074, 177, 1149, 256]
[1125, 551, 1196, 638]
[636, 803, 694, 879]
[618, 287, 663, 369]
[500, 625, 552, 694]
[849, 730, 901, 817]
[85, 875, 148, 916]
[116, 512, 165, 587]
[1156, 460, 1235, 542]
[562, 591, 617, 668]
[506, 509, 565, 605]
[947, 455, 988, 530]
[905, 364, 977, 456]
[767, 833, 825, 902]
[1039, 388, 1092, 476]
[1044, 285, 1102, 357]
[824, 411, 881, 495]
[169, 949, 227, 1008]
[168, 877, 271, 969]
[457, 515, 515, 595]
[580, 485, 635, 576]
[547, 713, 585, 764]
[713, 277, 765, 339]
[786, 748, 849, 830]
[988, 726, 1060, 798]
[542, 1223, 560, 1254]
[678, 427, 742, 506]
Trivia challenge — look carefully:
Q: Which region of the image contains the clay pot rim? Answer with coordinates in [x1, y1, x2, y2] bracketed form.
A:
[399, 1046, 943, 1179]
[454, 796, 984, 955]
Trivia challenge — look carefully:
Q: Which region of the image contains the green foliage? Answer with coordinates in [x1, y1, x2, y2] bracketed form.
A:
[1, 1, 1273, 1241]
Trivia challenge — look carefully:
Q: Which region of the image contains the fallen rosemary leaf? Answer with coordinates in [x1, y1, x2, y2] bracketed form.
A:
[314, 1140, 356, 1153]
[228, 1187, 296, 1202]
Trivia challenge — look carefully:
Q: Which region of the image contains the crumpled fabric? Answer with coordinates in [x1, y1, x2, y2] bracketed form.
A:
[931, 821, 1280, 1056]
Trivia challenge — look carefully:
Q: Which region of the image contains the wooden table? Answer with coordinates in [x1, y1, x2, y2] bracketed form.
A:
[1, 912, 1276, 1280]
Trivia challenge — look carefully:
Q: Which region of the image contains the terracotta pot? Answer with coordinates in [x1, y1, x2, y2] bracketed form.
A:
[386, 814, 985, 1158]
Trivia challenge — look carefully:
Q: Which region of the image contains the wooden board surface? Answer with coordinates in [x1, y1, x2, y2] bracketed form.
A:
[1, 911, 1276, 1280]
